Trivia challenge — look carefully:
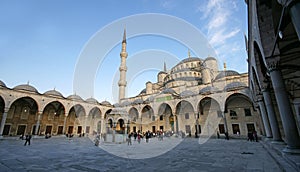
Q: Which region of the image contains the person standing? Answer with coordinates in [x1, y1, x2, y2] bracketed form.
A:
[127, 133, 132, 145]
[24, 134, 32, 146]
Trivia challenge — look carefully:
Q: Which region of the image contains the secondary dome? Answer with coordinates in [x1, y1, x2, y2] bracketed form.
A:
[101, 101, 111, 106]
[13, 84, 39, 93]
[67, 94, 83, 101]
[0, 80, 6, 87]
[44, 90, 64, 98]
[215, 70, 240, 80]
[224, 82, 247, 91]
[86, 98, 99, 104]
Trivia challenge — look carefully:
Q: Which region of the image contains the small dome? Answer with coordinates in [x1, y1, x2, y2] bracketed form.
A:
[139, 88, 146, 95]
[224, 82, 247, 91]
[67, 94, 83, 101]
[0, 80, 6, 87]
[86, 98, 99, 104]
[180, 90, 196, 98]
[13, 84, 39, 93]
[113, 103, 121, 107]
[101, 101, 111, 106]
[121, 100, 131, 106]
[132, 99, 144, 105]
[44, 90, 64, 98]
[110, 107, 128, 115]
[215, 70, 240, 80]
[204, 57, 217, 61]
[179, 57, 202, 64]
[145, 96, 155, 103]
[199, 86, 218, 95]
[161, 88, 177, 95]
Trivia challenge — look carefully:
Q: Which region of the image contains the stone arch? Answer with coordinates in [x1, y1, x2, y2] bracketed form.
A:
[42, 101, 66, 135]
[141, 105, 155, 132]
[6, 96, 38, 136]
[128, 107, 138, 122]
[157, 103, 173, 132]
[197, 97, 221, 135]
[0, 95, 4, 113]
[176, 100, 195, 134]
[88, 107, 102, 134]
[116, 118, 125, 134]
[66, 104, 86, 135]
[253, 41, 268, 88]
[225, 93, 258, 135]
[128, 107, 139, 133]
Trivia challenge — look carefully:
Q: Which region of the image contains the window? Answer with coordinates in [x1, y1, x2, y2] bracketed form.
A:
[218, 124, 225, 134]
[232, 124, 240, 134]
[217, 111, 223, 118]
[160, 115, 163, 121]
[230, 110, 237, 116]
[185, 125, 191, 134]
[152, 116, 155, 121]
[185, 113, 189, 119]
[244, 108, 251, 116]
[247, 123, 255, 133]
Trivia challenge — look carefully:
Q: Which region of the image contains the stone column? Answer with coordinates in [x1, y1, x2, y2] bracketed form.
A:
[35, 112, 43, 135]
[63, 113, 68, 134]
[257, 95, 272, 138]
[173, 115, 177, 133]
[177, 114, 181, 133]
[0, 108, 9, 137]
[100, 119, 104, 134]
[222, 111, 228, 133]
[267, 59, 300, 151]
[262, 87, 282, 141]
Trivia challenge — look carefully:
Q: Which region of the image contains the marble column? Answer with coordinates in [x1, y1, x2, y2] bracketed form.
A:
[257, 95, 272, 138]
[267, 59, 300, 150]
[0, 108, 9, 137]
[173, 115, 177, 133]
[262, 87, 282, 141]
[63, 114, 67, 134]
[222, 111, 228, 133]
[35, 112, 43, 135]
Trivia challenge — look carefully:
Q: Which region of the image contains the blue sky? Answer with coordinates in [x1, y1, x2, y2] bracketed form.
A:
[0, 0, 248, 103]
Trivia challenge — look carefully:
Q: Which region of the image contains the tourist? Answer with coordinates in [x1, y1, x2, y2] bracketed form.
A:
[137, 132, 141, 144]
[24, 134, 32, 146]
[127, 133, 132, 145]
[217, 131, 220, 139]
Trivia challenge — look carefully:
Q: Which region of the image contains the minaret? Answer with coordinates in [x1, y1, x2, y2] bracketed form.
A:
[118, 28, 128, 102]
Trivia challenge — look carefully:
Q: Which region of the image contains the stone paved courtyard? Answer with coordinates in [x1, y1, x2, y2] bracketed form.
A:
[0, 136, 284, 171]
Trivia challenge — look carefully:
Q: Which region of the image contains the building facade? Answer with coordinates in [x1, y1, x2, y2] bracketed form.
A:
[247, 0, 300, 152]
[0, 30, 262, 139]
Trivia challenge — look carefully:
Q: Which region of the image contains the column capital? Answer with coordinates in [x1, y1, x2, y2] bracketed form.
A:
[256, 94, 264, 102]
[266, 58, 280, 72]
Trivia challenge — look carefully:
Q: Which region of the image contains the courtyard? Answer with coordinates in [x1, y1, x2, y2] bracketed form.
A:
[0, 136, 289, 171]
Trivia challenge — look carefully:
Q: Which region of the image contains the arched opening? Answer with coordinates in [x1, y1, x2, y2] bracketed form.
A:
[42, 101, 65, 135]
[6, 97, 38, 136]
[128, 107, 138, 133]
[141, 105, 155, 132]
[0, 96, 6, 135]
[157, 103, 173, 132]
[225, 93, 260, 136]
[116, 118, 125, 134]
[176, 100, 194, 135]
[88, 107, 102, 135]
[198, 97, 221, 135]
[67, 104, 86, 135]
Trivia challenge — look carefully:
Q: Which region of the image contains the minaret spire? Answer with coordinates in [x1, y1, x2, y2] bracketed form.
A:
[163, 61, 167, 72]
[118, 28, 128, 102]
[122, 27, 126, 43]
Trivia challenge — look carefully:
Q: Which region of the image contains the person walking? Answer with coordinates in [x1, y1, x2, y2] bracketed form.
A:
[24, 134, 32, 146]
[127, 133, 132, 145]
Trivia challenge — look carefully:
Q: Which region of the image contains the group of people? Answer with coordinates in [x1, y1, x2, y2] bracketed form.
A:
[20, 134, 32, 146]
[127, 130, 169, 145]
[247, 130, 258, 142]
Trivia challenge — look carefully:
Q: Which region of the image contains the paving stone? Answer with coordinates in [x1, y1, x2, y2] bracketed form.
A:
[0, 136, 285, 171]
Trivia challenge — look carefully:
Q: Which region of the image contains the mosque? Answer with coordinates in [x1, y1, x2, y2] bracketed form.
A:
[0, 30, 262, 140]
